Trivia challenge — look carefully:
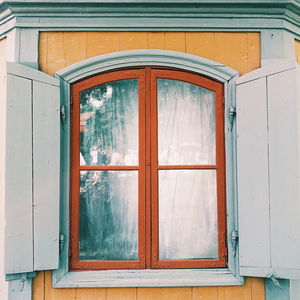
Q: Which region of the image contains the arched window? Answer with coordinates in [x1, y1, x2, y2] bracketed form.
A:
[70, 68, 226, 270]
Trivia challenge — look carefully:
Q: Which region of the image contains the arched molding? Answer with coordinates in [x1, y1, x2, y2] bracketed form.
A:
[56, 49, 239, 83]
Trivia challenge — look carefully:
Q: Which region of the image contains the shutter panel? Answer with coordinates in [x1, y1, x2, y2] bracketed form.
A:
[236, 60, 300, 279]
[5, 62, 60, 275]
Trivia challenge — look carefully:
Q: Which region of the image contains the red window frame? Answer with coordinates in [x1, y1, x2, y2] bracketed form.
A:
[70, 68, 227, 270]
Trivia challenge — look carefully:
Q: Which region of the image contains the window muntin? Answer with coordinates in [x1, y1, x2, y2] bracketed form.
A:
[70, 68, 226, 270]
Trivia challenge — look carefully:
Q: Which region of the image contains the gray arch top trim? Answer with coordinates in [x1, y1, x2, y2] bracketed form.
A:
[56, 49, 239, 83]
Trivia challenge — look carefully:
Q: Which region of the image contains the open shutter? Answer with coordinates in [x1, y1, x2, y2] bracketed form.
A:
[236, 59, 300, 279]
[5, 62, 60, 275]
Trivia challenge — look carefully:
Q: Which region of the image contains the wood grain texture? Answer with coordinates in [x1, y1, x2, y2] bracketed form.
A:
[107, 288, 137, 300]
[33, 272, 45, 300]
[162, 287, 191, 300]
[295, 39, 300, 64]
[39, 32, 260, 75]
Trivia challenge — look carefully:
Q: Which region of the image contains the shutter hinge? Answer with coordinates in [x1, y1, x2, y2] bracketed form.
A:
[59, 234, 65, 252]
[267, 273, 281, 288]
[231, 230, 239, 257]
[60, 105, 66, 124]
[229, 105, 236, 132]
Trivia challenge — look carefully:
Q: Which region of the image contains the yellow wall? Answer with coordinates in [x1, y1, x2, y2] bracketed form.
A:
[39, 32, 260, 75]
[36, 31, 264, 300]
[295, 39, 300, 64]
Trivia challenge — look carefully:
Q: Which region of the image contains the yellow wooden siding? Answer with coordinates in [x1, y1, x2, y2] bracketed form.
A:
[295, 39, 300, 64]
[33, 271, 265, 300]
[39, 32, 260, 75]
[36, 31, 264, 300]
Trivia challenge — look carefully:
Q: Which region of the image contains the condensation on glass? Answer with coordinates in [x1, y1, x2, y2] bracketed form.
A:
[80, 80, 138, 166]
[158, 79, 216, 165]
[79, 171, 138, 261]
[158, 170, 218, 260]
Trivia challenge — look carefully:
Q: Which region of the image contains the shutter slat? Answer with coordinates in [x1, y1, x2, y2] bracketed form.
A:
[5, 74, 33, 274]
[236, 77, 271, 270]
[33, 81, 60, 271]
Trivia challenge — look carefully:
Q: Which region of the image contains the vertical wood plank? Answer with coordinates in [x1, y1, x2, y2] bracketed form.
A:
[76, 288, 107, 300]
[46, 32, 66, 76]
[186, 32, 215, 60]
[223, 277, 252, 300]
[247, 33, 261, 72]
[33, 272, 45, 300]
[236, 78, 271, 269]
[267, 68, 300, 271]
[45, 271, 76, 300]
[215, 33, 248, 75]
[86, 32, 119, 58]
[192, 286, 218, 300]
[39, 32, 48, 72]
[162, 287, 191, 300]
[147, 32, 165, 49]
[63, 32, 87, 66]
[295, 39, 300, 64]
[5, 74, 33, 274]
[119, 32, 147, 50]
[107, 288, 137, 300]
[33, 80, 60, 270]
[164, 32, 186, 52]
[251, 278, 265, 300]
[137, 287, 162, 300]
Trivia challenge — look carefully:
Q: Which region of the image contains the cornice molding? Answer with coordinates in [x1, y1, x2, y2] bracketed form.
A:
[0, 0, 299, 35]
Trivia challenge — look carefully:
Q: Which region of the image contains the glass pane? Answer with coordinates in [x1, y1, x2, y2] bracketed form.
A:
[158, 79, 215, 165]
[159, 170, 218, 260]
[80, 79, 138, 166]
[79, 171, 138, 260]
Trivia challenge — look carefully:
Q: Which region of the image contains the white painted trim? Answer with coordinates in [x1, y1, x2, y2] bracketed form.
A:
[53, 49, 242, 288]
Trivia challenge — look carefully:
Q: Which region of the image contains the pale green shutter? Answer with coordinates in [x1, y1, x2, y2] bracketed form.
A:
[236, 60, 300, 279]
[5, 62, 60, 274]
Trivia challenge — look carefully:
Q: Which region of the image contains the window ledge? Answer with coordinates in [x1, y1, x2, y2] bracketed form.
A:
[52, 269, 243, 288]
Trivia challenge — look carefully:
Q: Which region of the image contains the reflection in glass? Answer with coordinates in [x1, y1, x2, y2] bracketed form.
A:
[80, 80, 138, 166]
[158, 79, 216, 165]
[159, 170, 218, 260]
[79, 171, 138, 260]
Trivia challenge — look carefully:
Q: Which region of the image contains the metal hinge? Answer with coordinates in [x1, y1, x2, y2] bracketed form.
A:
[59, 234, 65, 252]
[229, 105, 236, 132]
[267, 273, 281, 288]
[231, 230, 239, 257]
[60, 105, 66, 124]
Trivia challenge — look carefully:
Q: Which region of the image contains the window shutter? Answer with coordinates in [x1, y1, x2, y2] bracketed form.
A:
[5, 62, 60, 274]
[236, 60, 300, 279]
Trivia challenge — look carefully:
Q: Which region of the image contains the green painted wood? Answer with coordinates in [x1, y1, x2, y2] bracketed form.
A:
[19, 29, 39, 69]
[0, 1, 299, 36]
[261, 29, 296, 61]
[237, 60, 300, 280]
[265, 278, 290, 300]
[5, 62, 60, 276]
[8, 277, 32, 300]
[33, 80, 60, 271]
[236, 77, 271, 270]
[5, 72, 33, 275]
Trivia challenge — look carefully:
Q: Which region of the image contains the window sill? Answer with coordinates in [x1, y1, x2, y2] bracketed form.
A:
[52, 268, 243, 288]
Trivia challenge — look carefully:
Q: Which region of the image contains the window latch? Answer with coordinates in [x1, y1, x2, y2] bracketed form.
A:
[229, 105, 236, 132]
[60, 105, 66, 124]
[231, 230, 239, 257]
[59, 234, 65, 252]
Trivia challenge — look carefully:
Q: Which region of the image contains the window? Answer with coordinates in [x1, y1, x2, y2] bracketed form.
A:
[70, 68, 227, 270]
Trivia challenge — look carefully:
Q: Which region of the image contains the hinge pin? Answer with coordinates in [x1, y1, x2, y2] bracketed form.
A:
[60, 105, 66, 124]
